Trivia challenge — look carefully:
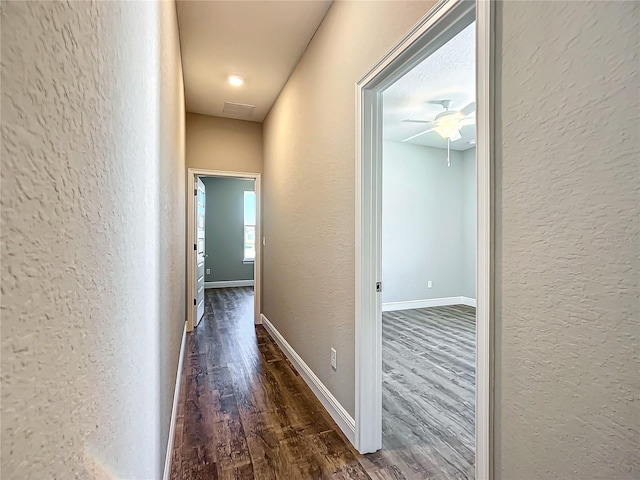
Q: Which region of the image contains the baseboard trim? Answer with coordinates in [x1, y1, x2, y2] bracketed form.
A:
[205, 280, 254, 289]
[459, 296, 476, 307]
[260, 314, 356, 445]
[163, 323, 187, 480]
[383, 296, 477, 311]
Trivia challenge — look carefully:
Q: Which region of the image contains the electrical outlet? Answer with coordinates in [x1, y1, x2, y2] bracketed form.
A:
[206, 268, 210, 275]
[331, 348, 337, 370]
[428, 281, 432, 288]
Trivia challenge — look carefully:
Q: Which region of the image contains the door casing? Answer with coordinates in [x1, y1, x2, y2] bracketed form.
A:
[354, 1, 495, 479]
[186, 168, 262, 332]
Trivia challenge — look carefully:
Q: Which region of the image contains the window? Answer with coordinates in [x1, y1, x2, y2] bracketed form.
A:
[243, 191, 256, 261]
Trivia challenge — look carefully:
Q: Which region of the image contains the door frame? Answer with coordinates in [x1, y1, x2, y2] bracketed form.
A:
[354, 1, 494, 479]
[186, 168, 262, 332]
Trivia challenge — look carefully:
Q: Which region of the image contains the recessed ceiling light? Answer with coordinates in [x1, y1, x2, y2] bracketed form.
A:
[227, 75, 244, 87]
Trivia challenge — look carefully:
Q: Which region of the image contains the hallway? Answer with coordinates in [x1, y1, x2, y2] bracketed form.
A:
[172, 289, 482, 480]
[2, 1, 637, 478]
[170, 288, 369, 479]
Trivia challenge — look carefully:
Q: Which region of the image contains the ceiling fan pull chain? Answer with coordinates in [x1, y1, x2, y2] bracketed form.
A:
[447, 138, 451, 167]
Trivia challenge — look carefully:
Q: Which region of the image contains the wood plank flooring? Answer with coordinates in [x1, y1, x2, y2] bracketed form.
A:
[371, 306, 476, 480]
[170, 288, 475, 480]
[170, 287, 370, 479]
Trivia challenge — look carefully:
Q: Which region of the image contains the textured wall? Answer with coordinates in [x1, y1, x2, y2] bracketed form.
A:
[186, 112, 263, 173]
[202, 177, 255, 282]
[382, 142, 467, 303]
[263, 0, 434, 416]
[1, 1, 185, 478]
[495, 1, 639, 478]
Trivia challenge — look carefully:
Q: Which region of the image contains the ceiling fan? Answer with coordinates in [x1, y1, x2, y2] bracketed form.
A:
[401, 99, 476, 143]
[401, 99, 476, 166]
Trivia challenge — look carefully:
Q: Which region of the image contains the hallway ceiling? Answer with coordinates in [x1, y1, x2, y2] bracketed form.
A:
[383, 22, 476, 151]
[176, 0, 333, 122]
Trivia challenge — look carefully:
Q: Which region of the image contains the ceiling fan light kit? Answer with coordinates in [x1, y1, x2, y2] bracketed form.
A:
[401, 99, 476, 166]
[433, 113, 463, 139]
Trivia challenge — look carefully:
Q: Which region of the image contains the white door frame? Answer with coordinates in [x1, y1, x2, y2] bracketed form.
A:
[355, 1, 494, 479]
[186, 168, 262, 332]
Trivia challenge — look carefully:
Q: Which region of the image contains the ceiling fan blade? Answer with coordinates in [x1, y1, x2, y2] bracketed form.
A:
[402, 128, 435, 142]
[450, 130, 462, 142]
[459, 101, 476, 117]
[402, 119, 435, 124]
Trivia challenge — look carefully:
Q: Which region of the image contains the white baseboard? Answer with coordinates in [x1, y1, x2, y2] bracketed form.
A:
[460, 296, 476, 307]
[260, 314, 356, 445]
[383, 296, 477, 311]
[204, 279, 254, 289]
[163, 323, 187, 480]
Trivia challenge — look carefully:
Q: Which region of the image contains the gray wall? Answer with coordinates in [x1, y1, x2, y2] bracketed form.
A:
[263, 0, 436, 416]
[461, 147, 476, 299]
[495, 1, 639, 478]
[1, 1, 186, 478]
[382, 141, 476, 303]
[261, 1, 638, 474]
[187, 113, 263, 173]
[202, 177, 255, 282]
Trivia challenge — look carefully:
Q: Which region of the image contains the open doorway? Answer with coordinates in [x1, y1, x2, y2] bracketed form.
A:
[355, 1, 493, 478]
[187, 169, 261, 332]
[379, 20, 476, 478]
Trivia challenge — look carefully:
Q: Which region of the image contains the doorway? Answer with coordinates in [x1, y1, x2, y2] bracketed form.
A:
[355, 1, 493, 479]
[187, 168, 262, 331]
[380, 19, 477, 479]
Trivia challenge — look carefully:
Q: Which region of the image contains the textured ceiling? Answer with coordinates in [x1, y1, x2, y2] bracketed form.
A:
[177, 0, 333, 122]
[383, 22, 476, 151]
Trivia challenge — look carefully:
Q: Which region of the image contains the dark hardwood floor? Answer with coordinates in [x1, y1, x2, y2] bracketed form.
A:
[170, 287, 369, 480]
[171, 288, 475, 480]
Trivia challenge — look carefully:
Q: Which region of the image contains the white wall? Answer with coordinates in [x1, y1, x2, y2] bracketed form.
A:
[382, 141, 474, 303]
[1, 1, 185, 478]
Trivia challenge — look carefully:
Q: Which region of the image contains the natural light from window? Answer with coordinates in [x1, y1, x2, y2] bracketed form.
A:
[244, 191, 256, 261]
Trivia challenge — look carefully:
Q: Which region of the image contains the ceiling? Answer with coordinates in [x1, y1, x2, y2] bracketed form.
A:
[176, 0, 333, 122]
[383, 22, 476, 151]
